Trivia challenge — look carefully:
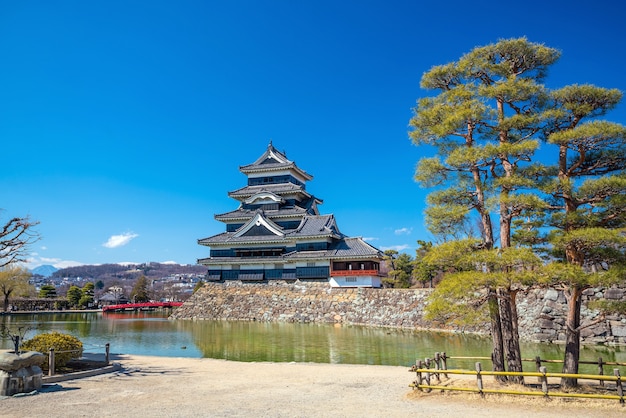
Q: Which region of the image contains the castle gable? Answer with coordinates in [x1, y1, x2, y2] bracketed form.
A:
[234, 212, 284, 238]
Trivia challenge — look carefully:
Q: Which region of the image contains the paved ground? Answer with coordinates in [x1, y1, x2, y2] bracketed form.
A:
[2, 355, 622, 417]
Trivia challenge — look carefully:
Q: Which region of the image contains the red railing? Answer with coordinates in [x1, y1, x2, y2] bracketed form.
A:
[102, 301, 183, 312]
[331, 269, 381, 277]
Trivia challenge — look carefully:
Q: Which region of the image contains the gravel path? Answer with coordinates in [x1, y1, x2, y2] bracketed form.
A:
[2, 355, 621, 417]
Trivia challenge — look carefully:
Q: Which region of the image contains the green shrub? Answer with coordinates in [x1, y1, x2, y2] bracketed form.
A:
[20, 332, 83, 371]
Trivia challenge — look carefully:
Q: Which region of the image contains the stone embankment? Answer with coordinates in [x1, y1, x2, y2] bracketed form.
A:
[517, 286, 626, 344]
[170, 282, 439, 330]
[172, 281, 626, 345]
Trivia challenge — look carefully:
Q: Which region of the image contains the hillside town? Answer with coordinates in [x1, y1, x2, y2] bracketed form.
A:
[21, 262, 206, 310]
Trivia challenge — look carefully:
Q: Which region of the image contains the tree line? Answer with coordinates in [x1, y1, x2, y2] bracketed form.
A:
[0, 269, 163, 311]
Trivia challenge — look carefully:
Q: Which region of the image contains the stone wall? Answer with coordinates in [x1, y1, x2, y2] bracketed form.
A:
[170, 281, 438, 330]
[517, 286, 626, 345]
[171, 281, 626, 345]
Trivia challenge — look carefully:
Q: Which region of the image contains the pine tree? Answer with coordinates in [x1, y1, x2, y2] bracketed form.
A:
[67, 285, 82, 307]
[79, 282, 95, 308]
[130, 275, 150, 303]
[539, 86, 626, 387]
[411, 38, 626, 388]
[410, 38, 559, 381]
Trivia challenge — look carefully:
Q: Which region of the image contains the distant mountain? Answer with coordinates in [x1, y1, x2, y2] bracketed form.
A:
[51, 262, 206, 281]
[31, 264, 59, 277]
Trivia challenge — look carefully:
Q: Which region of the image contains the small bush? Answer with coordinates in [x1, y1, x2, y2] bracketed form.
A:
[20, 332, 83, 371]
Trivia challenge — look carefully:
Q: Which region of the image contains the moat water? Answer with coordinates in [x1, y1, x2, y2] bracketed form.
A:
[2, 311, 626, 372]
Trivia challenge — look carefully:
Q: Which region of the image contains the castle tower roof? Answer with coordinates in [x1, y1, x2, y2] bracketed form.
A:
[239, 142, 313, 181]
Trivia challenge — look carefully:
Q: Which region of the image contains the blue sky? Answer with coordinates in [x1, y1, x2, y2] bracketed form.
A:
[1, 1, 625, 268]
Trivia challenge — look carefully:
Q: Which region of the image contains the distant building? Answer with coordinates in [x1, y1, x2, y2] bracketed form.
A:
[97, 293, 129, 306]
[198, 142, 384, 287]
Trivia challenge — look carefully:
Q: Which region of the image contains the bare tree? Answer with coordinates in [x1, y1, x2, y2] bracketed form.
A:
[0, 212, 40, 267]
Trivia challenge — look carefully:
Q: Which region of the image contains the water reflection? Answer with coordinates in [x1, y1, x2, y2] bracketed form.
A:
[1, 312, 626, 371]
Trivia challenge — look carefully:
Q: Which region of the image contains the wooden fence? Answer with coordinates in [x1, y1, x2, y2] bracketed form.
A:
[423, 352, 626, 384]
[410, 352, 626, 405]
[447, 353, 626, 381]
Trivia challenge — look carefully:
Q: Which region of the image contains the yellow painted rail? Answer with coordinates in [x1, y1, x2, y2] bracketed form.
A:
[409, 354, 626, 405]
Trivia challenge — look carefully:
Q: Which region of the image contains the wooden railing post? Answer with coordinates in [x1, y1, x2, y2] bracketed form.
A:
[415, 360, 424, 392]
[615, 369, 624, 404]
[424, 358, 432, 387]
[535, 356, 542, 384]
[433, 353, 441, 383]
[598, 357, 604, 386]
[48, 348, 55, 376]
[441, 352, 448, 378]
[476, 362, 484, 397]
[105, 343, 110, 365]
[539, 366, 548, 396]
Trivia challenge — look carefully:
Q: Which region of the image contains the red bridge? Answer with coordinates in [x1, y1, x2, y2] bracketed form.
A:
[102, 301, 184, 312]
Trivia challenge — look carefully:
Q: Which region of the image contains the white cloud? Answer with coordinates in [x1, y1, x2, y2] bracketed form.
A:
[103, 232, 139, 249]
[39, 257, 62, 264]
[380, 244, 411, 252]
[362, 237, 378, 242]
[53, 260, 86, 269]
[394, 227, 412, 235]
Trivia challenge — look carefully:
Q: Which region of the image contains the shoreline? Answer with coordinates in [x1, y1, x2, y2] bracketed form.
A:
[0, 309, 102, 315]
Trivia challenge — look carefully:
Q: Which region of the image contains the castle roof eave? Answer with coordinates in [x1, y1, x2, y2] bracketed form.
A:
[239, 142, 313, 181]
[215, 212, 306, 222]
[227, 184, 312, 200]
[198, 256, 287, 265]
[199, 236, 295, 246]
[199, 235, 340, 247]
[239, 163, 313, 181]
[214, 205, 312, 222]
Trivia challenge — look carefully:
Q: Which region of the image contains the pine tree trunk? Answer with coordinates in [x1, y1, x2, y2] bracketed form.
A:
[470, 165, 494, 250]
[498, 288, 524, 384]
[488, 289, 507, 383]
[561, 286, 582, 388]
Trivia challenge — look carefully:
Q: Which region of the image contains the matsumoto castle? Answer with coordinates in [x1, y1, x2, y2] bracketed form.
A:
[198, 142, 384, 287]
